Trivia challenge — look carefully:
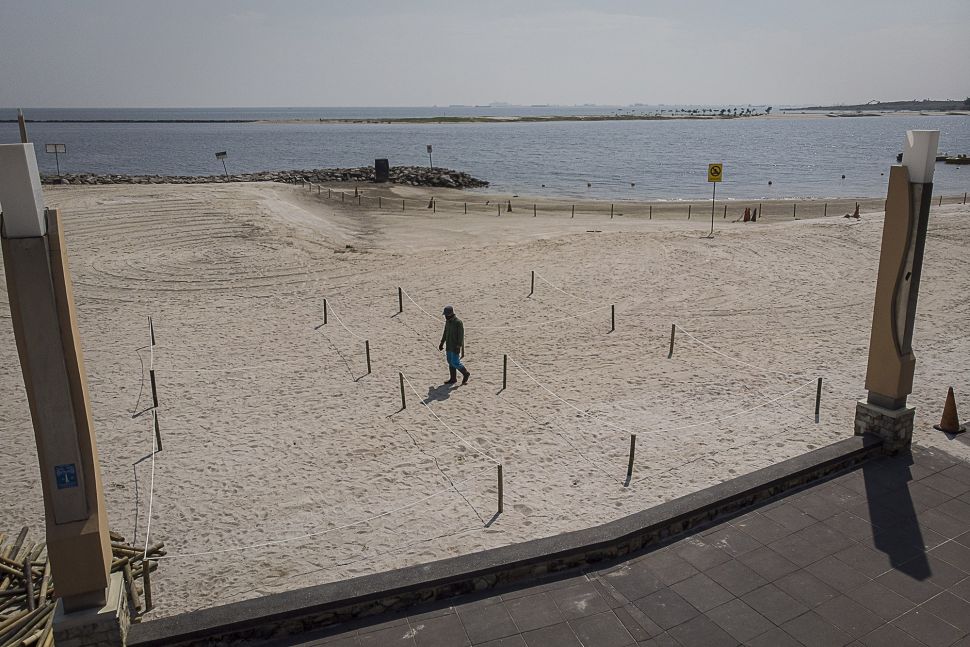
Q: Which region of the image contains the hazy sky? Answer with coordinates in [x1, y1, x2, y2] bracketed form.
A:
[1, 0, 967, 108]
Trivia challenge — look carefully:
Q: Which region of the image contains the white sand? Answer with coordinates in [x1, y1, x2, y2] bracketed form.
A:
[1, 182, 968, 618]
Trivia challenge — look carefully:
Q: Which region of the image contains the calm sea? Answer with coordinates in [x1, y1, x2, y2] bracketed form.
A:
[2, 107, 968, 200]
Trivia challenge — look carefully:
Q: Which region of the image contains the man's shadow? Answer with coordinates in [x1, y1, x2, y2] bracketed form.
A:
[864, 448, 931, 579]
[424, 383, 457, 405]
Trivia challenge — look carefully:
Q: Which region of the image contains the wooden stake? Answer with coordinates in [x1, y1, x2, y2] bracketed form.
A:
[149, 316, 155, 346]
[529, 270, 534, 297]
[464, 202, 467, 214]
[497, 464, 504, 514]
[402, 199, 405, 211]
[328, 188, 331, 198]
[399, 372, 406, 410]
[611, 304, 615, 332]
[626, 434, 637, 485]
[649, 205, 652, 219]
[502, 354, 507, 390]
[610, 203, 614, 219]
[341, 192, 345, 202]
[667, 324, 676, 359]
[149, 369, 158, 409]
[939, 195, 943, 207]
[793, 203, 797, 218]
[22, 559, 33, 611]
[323, 298, 328, 325]
[815, 377, 822, 424]
[824, 203, 827, 217]
[122, 562, 139, 616]
[507, 200, 512, 213]
[723, 204, 727, 219]
[534, 204, 536, 217]
[379, 196, 382, 208]
[142, 558, 153, 613]
[398, 287, 403, 314]
[153, 411, 162, 452]
[571, 204, 575, 218]
[365, 340, 371, 374]
[759, 202, 762, 218]
[688, 204, 691, 220]
[433, 198, 436, 213]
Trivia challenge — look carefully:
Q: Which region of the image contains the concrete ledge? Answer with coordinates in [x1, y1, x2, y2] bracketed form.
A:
[128, 434, 882, 646]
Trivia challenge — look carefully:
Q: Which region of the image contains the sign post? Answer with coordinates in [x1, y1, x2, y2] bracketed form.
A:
[707, 163, 723, 238]
[215, 151, 229, 179]
[45, 143, 66, 177]
[427, 144, 433, 170]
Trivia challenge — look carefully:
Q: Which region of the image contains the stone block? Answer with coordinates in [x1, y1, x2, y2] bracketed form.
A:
[854, 400, 914, 452]
[53, 572, 129, 646]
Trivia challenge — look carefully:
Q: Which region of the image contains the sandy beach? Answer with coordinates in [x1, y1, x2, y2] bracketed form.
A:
[1, 181, 968, 619]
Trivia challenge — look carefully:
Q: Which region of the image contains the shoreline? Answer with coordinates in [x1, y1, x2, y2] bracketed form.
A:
[7, 110, 968, 126]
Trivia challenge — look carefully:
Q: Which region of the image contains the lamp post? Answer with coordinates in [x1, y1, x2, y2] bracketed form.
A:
[1, 143, 122, 642]
[855, 130, 939, 451]
[427, 144, 433, 170]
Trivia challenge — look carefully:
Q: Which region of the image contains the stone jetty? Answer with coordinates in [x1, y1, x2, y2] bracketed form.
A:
[41, 166, 488, 188]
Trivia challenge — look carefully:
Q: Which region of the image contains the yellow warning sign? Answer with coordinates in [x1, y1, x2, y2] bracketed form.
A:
[708, 163, 723, 183]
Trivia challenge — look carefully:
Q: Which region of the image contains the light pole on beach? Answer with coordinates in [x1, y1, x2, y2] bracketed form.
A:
[427, 144, 433, 170]
[854, 130, 939, 452]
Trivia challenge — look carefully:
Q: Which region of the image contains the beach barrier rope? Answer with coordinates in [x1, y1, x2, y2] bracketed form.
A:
[142, 409, 159, 562]
[324, 298, 368, 341]
[400, 372, 501, 466]
[507, 354, 819, 437]
[533, 271, 597, 305]
[673, 323, 809, 379]
[402, 285, 612, 333]
[145, 465, 491, 561]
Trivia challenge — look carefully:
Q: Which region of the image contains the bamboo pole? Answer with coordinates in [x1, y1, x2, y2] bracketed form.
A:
[502, 354, 507, 390]
[399, 372, 406, 410]
[365, 340, 372, 374]
[22, 560, 33, 611]
[497, 465, 504, 514]
[667, 324, 676, 359]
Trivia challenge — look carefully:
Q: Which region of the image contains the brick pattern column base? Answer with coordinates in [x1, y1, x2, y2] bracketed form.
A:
[53, 572, 129, 647]
[854, 399, 914, 453]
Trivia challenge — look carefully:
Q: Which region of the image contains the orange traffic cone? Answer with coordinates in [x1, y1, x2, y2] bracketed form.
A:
[934, 387, 967, 434]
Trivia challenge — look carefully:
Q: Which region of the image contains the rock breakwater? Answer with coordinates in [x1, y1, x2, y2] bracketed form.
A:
[41, 166, 488, 188]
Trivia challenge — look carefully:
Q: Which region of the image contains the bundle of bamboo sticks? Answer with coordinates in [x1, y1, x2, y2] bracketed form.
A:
[0, 527, 165, 646]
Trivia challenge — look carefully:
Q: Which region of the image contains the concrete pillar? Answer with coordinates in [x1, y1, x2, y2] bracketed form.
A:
[1, 144, 121, 642]
[855, 131, 939, 452]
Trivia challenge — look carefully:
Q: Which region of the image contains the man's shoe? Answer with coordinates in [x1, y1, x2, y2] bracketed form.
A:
[445, 367, 458, 384]
[460, 368, 470, 385]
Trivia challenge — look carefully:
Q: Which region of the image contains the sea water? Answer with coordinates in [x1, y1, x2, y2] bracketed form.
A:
[1, 107, 968, 200]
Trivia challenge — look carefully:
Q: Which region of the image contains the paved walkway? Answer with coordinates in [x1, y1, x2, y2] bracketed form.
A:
[280, 444, 970, 647]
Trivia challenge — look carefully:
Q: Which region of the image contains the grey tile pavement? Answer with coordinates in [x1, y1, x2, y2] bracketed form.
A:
[287, 445, 970, 646]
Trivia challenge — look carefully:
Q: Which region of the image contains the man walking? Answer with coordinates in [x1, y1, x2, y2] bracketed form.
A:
[438, 305, 470, 385]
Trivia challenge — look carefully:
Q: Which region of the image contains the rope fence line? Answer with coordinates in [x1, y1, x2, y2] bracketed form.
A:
[305, 183, 919, 221]
[402, 284, 613, 333]
[323, 298, 367, 341]
[672, 323, 809, 379]
[533, 271, 597, 305]
[400, 372, 501, 466]
[507, 354, 820, 437]
[147, 465, 492, 561]
[143, 409, 159, 562]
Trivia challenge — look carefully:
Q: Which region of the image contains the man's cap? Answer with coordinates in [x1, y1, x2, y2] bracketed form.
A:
[443, 305, 454, 316]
